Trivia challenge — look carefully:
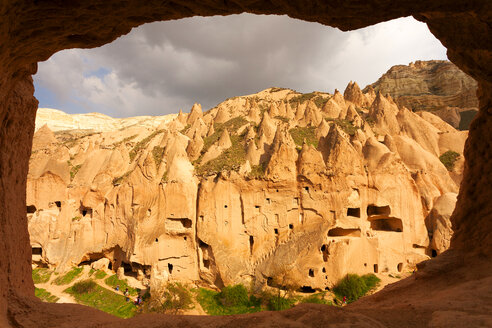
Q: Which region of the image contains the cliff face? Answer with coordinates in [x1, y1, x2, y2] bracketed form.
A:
[364, 60, 478, 129]
[28, 85, 464, 291]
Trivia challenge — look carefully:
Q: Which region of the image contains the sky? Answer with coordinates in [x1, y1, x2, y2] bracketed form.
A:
[33, 14, 447, 118]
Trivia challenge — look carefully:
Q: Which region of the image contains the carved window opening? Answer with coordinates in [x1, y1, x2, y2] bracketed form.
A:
[328, 228, 361, 237]
[370, 218, 403, 232]
[374, 264, 379, 273]
[168, 263, 173, 274]
[309, 269, 315, 277]
[367, 205, 391, 216]
[27, 205, 36, 214]
[347, 207, 360, 218]
[32, 247, 42, 255]
[397, 263, 403, 272]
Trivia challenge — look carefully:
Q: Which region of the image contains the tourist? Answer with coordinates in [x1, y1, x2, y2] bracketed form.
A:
[115, 285, 119, 292]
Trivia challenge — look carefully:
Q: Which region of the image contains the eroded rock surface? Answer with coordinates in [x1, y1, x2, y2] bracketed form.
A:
[28, 86, 464, 292]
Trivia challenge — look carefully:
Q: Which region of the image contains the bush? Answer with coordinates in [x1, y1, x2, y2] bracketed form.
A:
[216, 284, 249, 307]
[52, 267, 83, 285]
[439, 150, 460, 171]
[139, 282, 194, 315]
[32, 268, 52, 284]
[333, 274, 380, 303]
[197, 285, 262, 315]
[71, 280, 97, 294]
[300, 293, 331, 305]
[261, 289, 297, 311]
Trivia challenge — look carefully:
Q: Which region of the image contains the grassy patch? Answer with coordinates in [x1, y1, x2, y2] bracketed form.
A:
[112, 134, 137, 148]
[32, 268, 53, 284]
[289, 126, 318, 148]
[105, 274, 138, 296]
[275, 116, 290, 123]
[152, 146, 165, 168]
[94, 270, 107, 280]
[129, 130, 164, 162]
[52, 267, 83, 285]
[196, 134, 246, 175]
[300, 293, 331, 305]
[66, 280, 136, 319]
[112, 171, 132, 186]
[70, 164, 82, 181]
[35, 287, 59, 303]
[326, 118, 358, 136]
[288, 93, 327, 108]
[333, 274, 380, 303]
[72, 216, 82, 222]
[197, 285, 262, 315]
[249, 163, 267, 179]
[439, 150, 460, 171]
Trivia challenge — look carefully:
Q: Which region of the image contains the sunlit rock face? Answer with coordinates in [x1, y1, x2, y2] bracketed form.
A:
[365, 60, 479, 129]
[27, 81, 464, 291]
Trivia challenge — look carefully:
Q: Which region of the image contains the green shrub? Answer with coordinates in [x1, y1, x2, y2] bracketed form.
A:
[262, 290, 297, 311]
[333, 274, 380, 303]
[32, 268, 52, 284]
[197, 285, 262, 315]
[35, 287, 59, 303]
[72, 216, 82, 222]
[52, 267, 83, 285]
[139, 282, 194, 315]
[439, 150, 460, 171]
[71, 280, 97, 294]
[216, 284, 249, 307]
[105, 274, 138, 296]
[196, 135, 246, 175]
[249, 163, 267, 179]
[326, 118, 358, 136]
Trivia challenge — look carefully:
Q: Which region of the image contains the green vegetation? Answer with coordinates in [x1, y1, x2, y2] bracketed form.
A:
[112, 171, 132, 186]
[32, 268, 53, 284]
[300, 293, 331, 305]
[326, 118, 358, 136]
[459, 110, 477, 130]
[105, 274, 138, 296]
[129, 130, 164, 162]
[196, 135, 246, 175]
[94, 270, 107, 280]
[288, 92, 328, 108]
[289, 126, 318, 148]
[152, 146, 165, 168]
[333, 274, 380, 303]
[66, 280, 136, 318]
[112, 134, 137, 148]
[35, 287, 59, 303]
[274, 116, 290, 123]
[269, 87, 289, 93]
[70, 164, 82, 181]
[261, 289, 297, 311]
[197, 285, 262, 315]
[72, 216, 82, 222]
[180, 124, 191, 135]
[52, 267, 83, 285]
[249, 163, 267, 179]
[439, 150, 460, 171]
[138, 282, 194, 315]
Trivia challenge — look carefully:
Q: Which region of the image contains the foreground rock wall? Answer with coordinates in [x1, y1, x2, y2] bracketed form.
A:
[0, 0, 490, 327]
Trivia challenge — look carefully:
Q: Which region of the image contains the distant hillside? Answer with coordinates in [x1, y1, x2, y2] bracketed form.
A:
[364, 60, 478, 129]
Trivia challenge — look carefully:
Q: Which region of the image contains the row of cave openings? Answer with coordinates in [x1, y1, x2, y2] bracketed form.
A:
[27, 202, 94, 218]
[337, 204, 403, 235]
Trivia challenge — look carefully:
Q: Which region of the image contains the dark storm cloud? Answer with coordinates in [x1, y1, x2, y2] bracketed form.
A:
[34, 14, 446, 117]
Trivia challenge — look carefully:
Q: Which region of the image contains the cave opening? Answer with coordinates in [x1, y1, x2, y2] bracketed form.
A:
[168, 263, 173, 274]
[347, 207, 361, 218]
[370, 218, 403, 232]
[27, 205, 37, 214]
[367, 205, 391, 216]
[328, 227, 361, 237]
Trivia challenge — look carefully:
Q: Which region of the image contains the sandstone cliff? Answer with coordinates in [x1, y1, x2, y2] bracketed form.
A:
[28, 85, 465, 292]
[364, 60, 478, 129]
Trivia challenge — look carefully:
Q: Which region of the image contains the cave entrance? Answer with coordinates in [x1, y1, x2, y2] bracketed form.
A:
[367, 205, 391, 217]
[328, 228, 361, 237]
[369, 217, 403, 232]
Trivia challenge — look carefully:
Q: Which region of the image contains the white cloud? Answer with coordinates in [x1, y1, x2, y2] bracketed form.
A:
[34, 15, 447, 117]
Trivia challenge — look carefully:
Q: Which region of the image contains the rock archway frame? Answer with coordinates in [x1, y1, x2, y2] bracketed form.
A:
[1, 1, 491, 327]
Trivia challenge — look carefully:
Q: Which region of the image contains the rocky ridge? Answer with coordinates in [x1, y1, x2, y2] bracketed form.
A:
[28, 82, 466, 294]
[364, 60, 478, 129]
